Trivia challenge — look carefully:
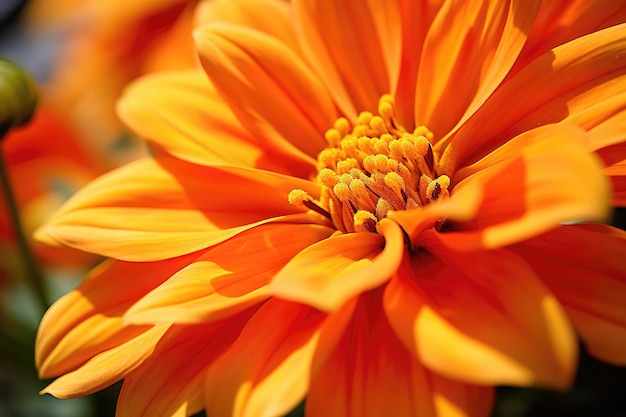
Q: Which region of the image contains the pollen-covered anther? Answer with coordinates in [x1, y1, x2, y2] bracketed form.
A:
[354, 210, 378, 233]
[426, 175, 451, 202]
[289, 95, 450, 234]
[288, 189, 332, 220]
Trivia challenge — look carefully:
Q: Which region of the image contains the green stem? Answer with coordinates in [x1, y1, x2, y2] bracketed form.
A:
[0, 129, 48, 312]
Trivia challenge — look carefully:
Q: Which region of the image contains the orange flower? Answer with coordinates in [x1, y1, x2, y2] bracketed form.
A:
[36, 1, 626, 416]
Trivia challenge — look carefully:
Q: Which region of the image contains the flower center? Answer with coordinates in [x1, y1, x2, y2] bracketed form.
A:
[289, 95, 450, 234]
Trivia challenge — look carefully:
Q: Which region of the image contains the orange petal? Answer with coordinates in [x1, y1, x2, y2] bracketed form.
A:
[587, 102, 626, 152]
[41, 324, 170, 398]
[388, 188, 482, 247]
[204, 299, 325, 417]
[117, 310, 255, 417]
[194, 23, 336, 159]
[438, 125, 610, 251]
[597, 142, 626, 206]
[571, 86, 626, 152]
[512, 224, 626, 365]
[36, 254, 201, 378]
[271, 219, 405, 312]
[416, 0, 541, 138]
[384, 248, 578, 389]
[307, 290, 494, 417]
[519, 1, 626, 66]
[293, 0, 402, 119]
[195, 0, 298, 52]
[481, 73, 626, 160]
[394, 0, 445, 125]
[36, 156, 322, 261]
[117, 70, 313, 177]
[125, 223, 333, 325]
[440, 22, 626, 170]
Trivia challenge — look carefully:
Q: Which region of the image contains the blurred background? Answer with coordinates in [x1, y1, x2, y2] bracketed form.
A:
[0, 1, 625, 416]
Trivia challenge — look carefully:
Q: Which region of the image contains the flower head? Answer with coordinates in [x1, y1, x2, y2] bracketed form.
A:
[36, 1, 626, 416]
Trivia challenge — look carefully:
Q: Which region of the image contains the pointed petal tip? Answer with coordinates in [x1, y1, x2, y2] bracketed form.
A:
[271, 221, 403, 313]
[33, 224, 61, 247]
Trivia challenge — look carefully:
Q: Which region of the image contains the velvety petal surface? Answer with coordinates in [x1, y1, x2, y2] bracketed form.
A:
[195, 0, 298, 51]
[394, 0, 445, 125]
[519, 0, 626, 66]
[117, 309, 257, 417]
[512, 224, 626, 365]
[41, 324, 170, 398]
[415, 0, 541, 138]
[36, 156, 323, 261]
[36, 253, 202, 379]
[293, 0, 401, 119]
[307, 290, 494, 417]
[204, 300, 325, 417]
[195, 22, 337, 159]
[436, 125, 610, 251]
[117, 70, 312, 177]
[600, 145, 626, 206]
[384, 247, 577, 389]
[587, 104, 626, 152]
[125, 223, 333, 325]
[438, 23, 626, 170]
[271, 219, 405, 312]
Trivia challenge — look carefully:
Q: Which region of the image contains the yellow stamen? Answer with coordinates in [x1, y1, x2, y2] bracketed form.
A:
[289, 95, 450, 234]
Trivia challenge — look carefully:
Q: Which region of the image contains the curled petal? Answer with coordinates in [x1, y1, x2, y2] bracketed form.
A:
[384, 248, 577, 389]
[125, 223, 333, 325]
[271, 219, 405, 312]
[512, 224, 626, 365]
[439, 124, 610, 251]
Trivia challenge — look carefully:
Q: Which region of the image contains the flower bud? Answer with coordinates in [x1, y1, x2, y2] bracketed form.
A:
[0, 56, 38, 134]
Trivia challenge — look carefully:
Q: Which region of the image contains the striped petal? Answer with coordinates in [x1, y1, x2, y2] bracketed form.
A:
[384, 247, 577, 389]
[435, 125, 610, 251]
[293, 0, 402, 119]
[394, 0, 445, 125]
[36, 253, 201, 378]
[307, 290, 494, 417]
[597, 142, 626, 206]
[117, 70, 311, 177]
[36, 156, 322, 261]
[194, 23, 336, 160]
[204, 300, 325, 417]
[519, 0, 626, 66]
[439, 23, 626, 170]
[117, 310, 256, 417]
[124, 223, 333, 325]
[415, 0, 540, 138]
[41, 324, 170, 398]
[195, 0, 298, 51]
[271, 219, 405, 312]
[512, 224, 626, 365]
